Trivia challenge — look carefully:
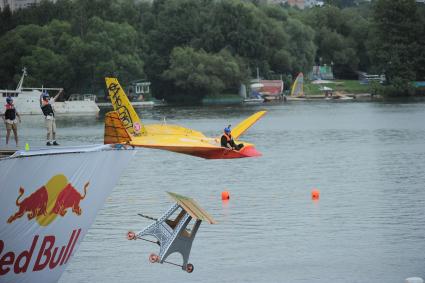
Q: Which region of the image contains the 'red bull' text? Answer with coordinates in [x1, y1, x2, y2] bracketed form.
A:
[0, 228, 81, 276]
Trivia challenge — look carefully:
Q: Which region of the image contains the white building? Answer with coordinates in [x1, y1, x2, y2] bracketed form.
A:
[267, 0, 323, 9]
[0, 0, 55, 12]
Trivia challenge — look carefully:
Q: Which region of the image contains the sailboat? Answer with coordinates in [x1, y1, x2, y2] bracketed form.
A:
[286, 72, 307, 101]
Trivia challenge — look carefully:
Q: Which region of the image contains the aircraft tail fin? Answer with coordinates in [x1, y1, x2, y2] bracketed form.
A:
[104, 111, 132, 144]
[105, 77, 146, 136]
[231, 111, 266, 140]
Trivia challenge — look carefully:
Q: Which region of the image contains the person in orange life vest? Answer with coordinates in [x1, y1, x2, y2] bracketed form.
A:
[2, 97, 21, 146]
[220, 125, 244, 150]
[40, 89, 62, 146]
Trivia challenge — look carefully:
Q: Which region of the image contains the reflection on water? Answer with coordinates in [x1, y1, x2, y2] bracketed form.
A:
[10, 101, 425, 283]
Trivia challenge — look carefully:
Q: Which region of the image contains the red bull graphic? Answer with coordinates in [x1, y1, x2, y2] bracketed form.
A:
[52, 182, 89, 216]
[7, 186, 48, 223]
[0, 144, 135, 282]
[6, 174, 89, 226]
[0, 229, 81, 275]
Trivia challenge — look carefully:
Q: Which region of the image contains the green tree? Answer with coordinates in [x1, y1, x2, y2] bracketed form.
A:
[0, 24, 48, 87]
[0, 6, 14, 36]
[143, 0, 211, 100]
[76, 17, 145, 92]
[368, 0, 421, 95]
[162, 47, 248, 103]
[301, 5, 368, 78]
[21, 47, 71, 88]
[283, 17, 316, 75]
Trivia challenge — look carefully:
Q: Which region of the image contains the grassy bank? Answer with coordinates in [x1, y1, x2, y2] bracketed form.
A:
[304, 80, 372, 96]
[202, 80, 372, 103]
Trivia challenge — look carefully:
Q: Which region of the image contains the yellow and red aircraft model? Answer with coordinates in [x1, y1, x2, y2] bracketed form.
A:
[103, 77, 266, 159]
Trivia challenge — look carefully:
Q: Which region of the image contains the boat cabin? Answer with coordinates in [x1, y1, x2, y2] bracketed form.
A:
[127, 80, 151, 100]
[1, 91, 20, 98]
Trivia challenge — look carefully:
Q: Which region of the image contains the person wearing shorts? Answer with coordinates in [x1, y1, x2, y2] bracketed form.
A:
[40, 90, 62, 146]
[2, 97, 21, 146]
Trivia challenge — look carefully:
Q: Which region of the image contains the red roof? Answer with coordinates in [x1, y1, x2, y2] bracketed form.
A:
[259, 80, 283, 96]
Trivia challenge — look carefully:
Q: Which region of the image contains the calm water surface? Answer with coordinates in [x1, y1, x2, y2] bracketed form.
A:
[6, 101, 425, 282]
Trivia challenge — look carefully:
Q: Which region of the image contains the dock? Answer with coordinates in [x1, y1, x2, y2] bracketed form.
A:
[0, 148, 18, 157]
[97, 101, 155, 108]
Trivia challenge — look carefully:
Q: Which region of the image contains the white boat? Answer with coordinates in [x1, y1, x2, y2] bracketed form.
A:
[0, 69, 100, 115]
[0, 144, 135, 283]
[250, 80, 283, 102]
[240, 83, 264, 104]
[243, 97, 264, 104]
[325, 95, 354, 100]
[324, 90, 354, 100]
[247, 68, 283, 103]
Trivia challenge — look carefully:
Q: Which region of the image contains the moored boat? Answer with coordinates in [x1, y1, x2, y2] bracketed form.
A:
[0, 69, 100, 115]
[243, 90, 264, 104]
[243, 97, 265, 104]
[0, 144, 135, 283]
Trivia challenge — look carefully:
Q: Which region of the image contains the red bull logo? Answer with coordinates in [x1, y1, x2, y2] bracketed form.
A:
[0, 229, 81, 275]
[7, 174, 89, 226]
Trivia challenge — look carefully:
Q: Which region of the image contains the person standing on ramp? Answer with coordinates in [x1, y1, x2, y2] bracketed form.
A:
[2, 97, 21, 146]
[40, 89, 62, 146]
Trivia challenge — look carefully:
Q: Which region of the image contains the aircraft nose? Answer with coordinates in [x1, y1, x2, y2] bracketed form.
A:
[242, 145, 262, 157]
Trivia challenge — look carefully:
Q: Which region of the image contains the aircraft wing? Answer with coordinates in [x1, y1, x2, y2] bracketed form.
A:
[145, 124, 206, 138]
[231, 111, 266, 140]
[104, 109, 263, 159]
[130, 134, 220, 148]
[129, 134, 260, 159]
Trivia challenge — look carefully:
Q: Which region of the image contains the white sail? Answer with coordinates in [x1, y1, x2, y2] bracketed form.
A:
[290, 72, 304, 97]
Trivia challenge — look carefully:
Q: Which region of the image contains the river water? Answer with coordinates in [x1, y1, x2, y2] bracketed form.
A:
[5, 100, 425, 282]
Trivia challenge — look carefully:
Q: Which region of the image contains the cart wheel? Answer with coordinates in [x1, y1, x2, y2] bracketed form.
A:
[127, 231, 136, 240]
[185, 263, 194, 273]
[149, 253, 159, 263]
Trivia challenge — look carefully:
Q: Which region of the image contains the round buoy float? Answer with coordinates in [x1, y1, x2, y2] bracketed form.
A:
[311, 189, 320, 200]
[221, 191, 230, 200]
[127, 231, 136, 240]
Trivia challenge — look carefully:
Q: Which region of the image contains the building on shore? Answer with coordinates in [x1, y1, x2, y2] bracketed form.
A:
[267, 0, 324, 9]
[127, 80, 151, 101]
[0, 0, 55, 11]
[268, 0, 423, 9]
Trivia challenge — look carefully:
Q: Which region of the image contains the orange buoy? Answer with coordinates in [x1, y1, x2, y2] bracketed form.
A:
[311, 189, 320, 200]
[221, 191, 230, 200]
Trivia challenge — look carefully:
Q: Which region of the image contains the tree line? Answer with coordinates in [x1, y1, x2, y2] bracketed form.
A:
[0, 0, 424, 102]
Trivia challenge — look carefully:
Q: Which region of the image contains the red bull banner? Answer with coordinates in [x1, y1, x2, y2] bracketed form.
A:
[0, 145, 134, 283]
